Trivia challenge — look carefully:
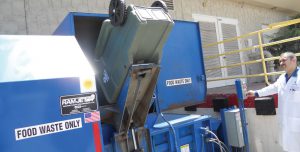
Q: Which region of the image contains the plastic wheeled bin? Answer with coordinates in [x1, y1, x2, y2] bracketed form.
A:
[94, 5, 174, 104]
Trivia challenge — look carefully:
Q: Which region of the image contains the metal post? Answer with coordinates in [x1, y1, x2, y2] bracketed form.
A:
[257, 32, 270, 85]
[235, 79, 249, 152]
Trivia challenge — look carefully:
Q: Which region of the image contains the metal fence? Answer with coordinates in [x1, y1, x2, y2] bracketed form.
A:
[204, 18, 300, 85]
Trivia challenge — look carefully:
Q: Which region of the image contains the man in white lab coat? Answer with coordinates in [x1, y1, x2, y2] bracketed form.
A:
[247, 52, 300, 152]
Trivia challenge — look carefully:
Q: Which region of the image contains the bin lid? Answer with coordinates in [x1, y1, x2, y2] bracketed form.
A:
[0, 35, 94, 83]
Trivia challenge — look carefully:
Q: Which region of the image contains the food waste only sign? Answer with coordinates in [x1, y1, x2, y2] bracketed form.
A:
[60, 93, 98, 115]
[15, 118, 82, 140]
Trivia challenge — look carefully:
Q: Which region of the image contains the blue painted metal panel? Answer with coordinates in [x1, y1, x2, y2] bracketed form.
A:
[235, 79, 249, 152]
[146, 114, 218, 152]
[0, 78, 103, 152]
[53, 12, 108, 35]
[157, 20, 206, 111]
[53, 13, 75, 35]
[102, 113, 221, 152]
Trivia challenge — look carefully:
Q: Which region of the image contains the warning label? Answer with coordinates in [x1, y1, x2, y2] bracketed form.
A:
[60, 93, 98, 115]
[15, 118, 82, 141]
[180, 144, 190, 152]
[166, 77, 192, 87]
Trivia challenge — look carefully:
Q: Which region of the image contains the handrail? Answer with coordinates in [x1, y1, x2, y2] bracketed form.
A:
[207, 71, 285, 82]
[206, 53, 300, 71]
[203, 18, 300, 85]
[203, 18, 300, 48]
[205, 36, 300, 60]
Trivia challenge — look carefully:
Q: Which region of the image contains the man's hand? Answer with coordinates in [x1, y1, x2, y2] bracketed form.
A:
[246, 90, 256, 97]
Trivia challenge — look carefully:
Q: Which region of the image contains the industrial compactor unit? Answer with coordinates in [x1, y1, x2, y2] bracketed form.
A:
[0, 1, 223, 152]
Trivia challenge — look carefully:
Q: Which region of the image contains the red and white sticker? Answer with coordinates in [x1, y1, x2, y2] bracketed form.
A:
[84, 111, 100, 123]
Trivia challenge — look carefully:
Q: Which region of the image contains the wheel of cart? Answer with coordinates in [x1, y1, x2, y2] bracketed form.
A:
[151, 0, 168, 12]
[109, 0, 127, 26]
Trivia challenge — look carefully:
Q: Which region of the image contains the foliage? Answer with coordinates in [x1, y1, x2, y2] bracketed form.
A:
[266, 14, 300, 64]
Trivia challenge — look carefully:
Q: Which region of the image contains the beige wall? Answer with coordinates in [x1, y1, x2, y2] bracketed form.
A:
[0, 0, 289, 34]
[0, 0, 291, 82]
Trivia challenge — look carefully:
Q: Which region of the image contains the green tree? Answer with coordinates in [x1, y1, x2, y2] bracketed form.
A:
[266, 14, 300, 65]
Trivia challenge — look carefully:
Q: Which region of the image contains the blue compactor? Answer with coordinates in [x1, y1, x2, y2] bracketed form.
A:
[0, 35, 101, 151]
[0, 1, 222, 152]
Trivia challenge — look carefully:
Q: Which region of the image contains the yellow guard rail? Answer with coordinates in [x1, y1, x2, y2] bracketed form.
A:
[204, 18, 300, 85]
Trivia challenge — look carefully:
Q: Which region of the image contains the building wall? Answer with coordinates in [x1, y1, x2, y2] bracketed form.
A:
[0, 0, 289, 35]
[0, 0, 289, 83]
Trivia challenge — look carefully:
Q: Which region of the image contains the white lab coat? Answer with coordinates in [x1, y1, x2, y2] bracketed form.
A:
[256, 68, 300, 152]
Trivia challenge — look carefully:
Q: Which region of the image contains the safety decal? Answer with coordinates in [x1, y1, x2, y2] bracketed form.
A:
[60, 92, 98, 116]
[180, 144, 190, 152]
[15, 118, 82, 141]
[166, 77, 192, 87]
